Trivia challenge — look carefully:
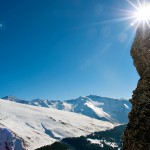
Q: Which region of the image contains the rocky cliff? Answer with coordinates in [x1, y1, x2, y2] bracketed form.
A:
[123, 25, 150, 149]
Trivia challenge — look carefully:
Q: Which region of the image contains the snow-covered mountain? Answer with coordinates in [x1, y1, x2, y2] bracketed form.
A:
[64, 95, 131, 123]
[2, 96, 30, 104]
[2, 95, 131, 123]
[0, 99, 115, 150]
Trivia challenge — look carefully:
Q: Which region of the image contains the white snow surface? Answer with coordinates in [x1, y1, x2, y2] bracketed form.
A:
[87, 138, 118, 148]
[87, 138, 104, 148]
[124, 104, 130, 109]
[0, 99, 115, 150]
[84, 101, 110, 119]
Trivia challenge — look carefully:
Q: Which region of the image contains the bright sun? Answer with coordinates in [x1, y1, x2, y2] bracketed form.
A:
[113, 0, 150, 43]
[126, 0, 150, 28]
[134, 4, 150, 22]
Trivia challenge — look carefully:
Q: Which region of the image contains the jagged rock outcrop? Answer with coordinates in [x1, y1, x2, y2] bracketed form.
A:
[123, 25, 150, 149]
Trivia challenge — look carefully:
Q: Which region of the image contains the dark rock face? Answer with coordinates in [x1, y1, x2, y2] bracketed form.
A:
[123, 26, 150, 149]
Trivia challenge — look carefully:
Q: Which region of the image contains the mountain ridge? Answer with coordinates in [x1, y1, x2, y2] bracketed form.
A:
[1, 95, 131, 124]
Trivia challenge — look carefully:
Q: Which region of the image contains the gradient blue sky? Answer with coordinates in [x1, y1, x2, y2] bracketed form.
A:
[0, 0, 139, 100]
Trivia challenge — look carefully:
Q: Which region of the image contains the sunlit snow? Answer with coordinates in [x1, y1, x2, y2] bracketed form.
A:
[0, 99, 115, 150]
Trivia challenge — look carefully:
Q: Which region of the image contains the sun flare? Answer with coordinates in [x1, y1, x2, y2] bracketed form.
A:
[133, 4, 150, 23]
[126, 0, 150, 28]
[114, 0, 150, 42]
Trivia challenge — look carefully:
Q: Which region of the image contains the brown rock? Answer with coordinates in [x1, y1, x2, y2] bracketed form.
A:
[123, 25, 150, 150]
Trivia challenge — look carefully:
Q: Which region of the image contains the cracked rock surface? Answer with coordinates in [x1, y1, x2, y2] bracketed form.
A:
[123, 25, 150, 150]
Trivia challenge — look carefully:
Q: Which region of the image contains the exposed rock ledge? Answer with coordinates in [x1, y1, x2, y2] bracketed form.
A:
[123, 25, 150, 150]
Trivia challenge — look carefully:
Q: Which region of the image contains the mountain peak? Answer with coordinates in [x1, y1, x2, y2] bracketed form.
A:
[1, 96, 29, 104]
[2, 96, 19, 101]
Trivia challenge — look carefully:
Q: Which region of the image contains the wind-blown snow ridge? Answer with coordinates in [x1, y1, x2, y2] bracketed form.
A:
[0, 99, 115, 150]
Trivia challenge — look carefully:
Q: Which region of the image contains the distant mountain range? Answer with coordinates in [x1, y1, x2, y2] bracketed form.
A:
[2, 95, 131, 123]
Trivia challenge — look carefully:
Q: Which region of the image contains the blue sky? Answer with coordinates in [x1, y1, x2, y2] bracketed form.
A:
[0, 0, 139, 100]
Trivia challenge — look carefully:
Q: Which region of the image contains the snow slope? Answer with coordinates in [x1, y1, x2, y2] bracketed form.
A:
[2, 95, 131, 124]
[0, 99, 115, 150]
[2, 95, 131, 123]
